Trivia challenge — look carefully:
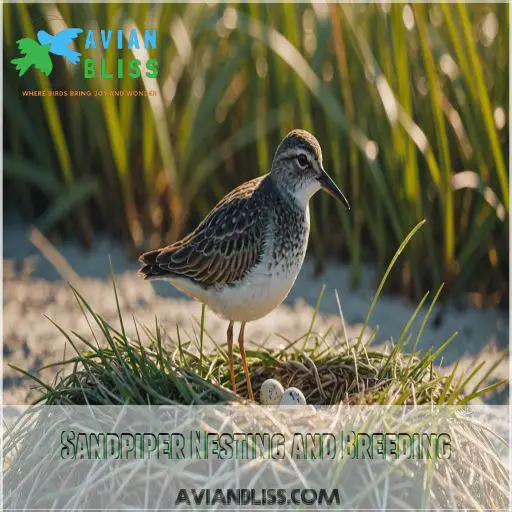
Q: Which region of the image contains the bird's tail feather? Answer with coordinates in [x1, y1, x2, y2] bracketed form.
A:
[11, 58, 30, 76]
[68, 50, 81, 65]
[138, 249, 167, 280]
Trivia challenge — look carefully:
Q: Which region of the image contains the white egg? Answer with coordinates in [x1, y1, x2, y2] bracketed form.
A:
[260, 379, 285, 405]
[279, 387, 307, 406]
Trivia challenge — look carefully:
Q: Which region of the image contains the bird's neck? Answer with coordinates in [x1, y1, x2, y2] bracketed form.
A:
[269, 173, 320, 210]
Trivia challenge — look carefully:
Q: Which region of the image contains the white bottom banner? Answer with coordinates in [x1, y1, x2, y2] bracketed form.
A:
[3, 405, 510, 510]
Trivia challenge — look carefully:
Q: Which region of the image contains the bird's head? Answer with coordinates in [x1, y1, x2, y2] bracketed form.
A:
[270, 129, 350, 210]
[37, 30, 51, 45]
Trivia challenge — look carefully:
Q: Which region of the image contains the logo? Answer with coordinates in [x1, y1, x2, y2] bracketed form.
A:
[11, 27, 159, 80]
[11, 28, 82, 76]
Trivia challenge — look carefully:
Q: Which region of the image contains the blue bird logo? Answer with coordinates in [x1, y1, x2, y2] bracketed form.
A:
[37, 28, 83, 65]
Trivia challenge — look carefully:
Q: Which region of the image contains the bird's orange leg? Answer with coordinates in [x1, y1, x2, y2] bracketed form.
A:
[238, 322, 254, 401]
[227, 321, 236, 393]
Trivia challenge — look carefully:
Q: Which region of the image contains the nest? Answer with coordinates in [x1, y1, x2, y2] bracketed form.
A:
[32, 332, 479, 406]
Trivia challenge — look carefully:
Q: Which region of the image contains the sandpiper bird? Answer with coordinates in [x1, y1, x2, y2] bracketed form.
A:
[139, 129, 349, 401]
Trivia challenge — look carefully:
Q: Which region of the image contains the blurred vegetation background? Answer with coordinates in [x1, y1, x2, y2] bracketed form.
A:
[3, 3, 509, 304]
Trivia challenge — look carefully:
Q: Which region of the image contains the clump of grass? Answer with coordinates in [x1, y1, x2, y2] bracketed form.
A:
[13, 222, 506, 406]
[15, 287, 504, 407]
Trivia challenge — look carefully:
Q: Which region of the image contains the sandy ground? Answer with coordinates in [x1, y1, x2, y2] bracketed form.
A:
[3, 218, 509, 404]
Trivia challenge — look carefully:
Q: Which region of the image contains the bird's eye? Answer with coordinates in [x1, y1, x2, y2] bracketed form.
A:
[297, 154, 308, 168]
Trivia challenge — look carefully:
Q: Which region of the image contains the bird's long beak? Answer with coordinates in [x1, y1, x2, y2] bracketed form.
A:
[319, 168, 350, 210]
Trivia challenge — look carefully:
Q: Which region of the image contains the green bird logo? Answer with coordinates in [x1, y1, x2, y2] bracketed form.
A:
[11, 38, 53, 77]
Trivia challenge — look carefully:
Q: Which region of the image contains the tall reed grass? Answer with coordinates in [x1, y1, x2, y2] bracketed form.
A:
[3, 3, 508, 301]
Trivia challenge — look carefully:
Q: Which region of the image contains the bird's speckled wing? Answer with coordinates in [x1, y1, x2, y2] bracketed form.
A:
[139, 176, 272, 287]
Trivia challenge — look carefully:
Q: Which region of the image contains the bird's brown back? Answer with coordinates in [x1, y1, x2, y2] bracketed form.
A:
[139, 176, 275, 287]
